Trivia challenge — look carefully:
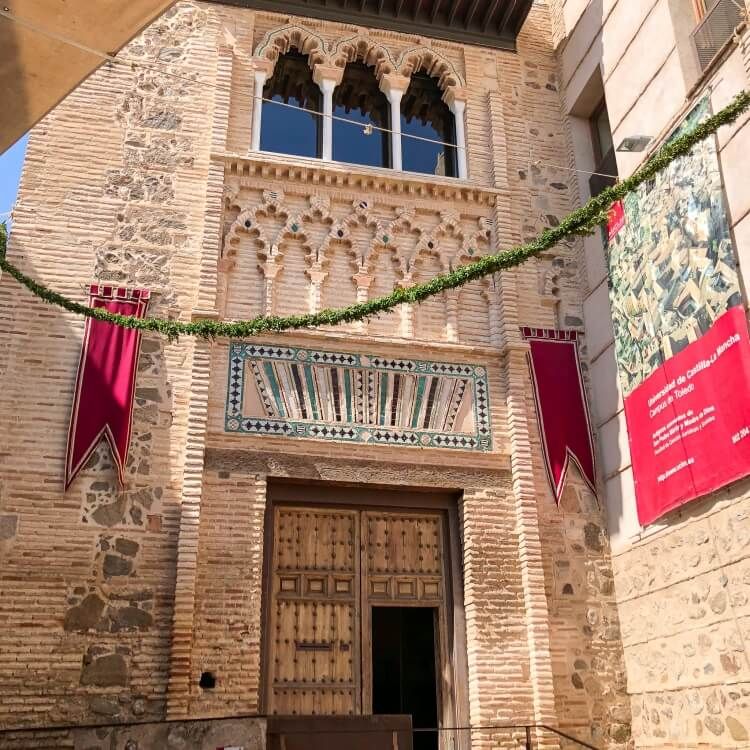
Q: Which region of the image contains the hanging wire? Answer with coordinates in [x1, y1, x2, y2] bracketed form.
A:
[530, 158, 619, 180]
[0, 6, 620, 178]
[254, 93, 465, 150]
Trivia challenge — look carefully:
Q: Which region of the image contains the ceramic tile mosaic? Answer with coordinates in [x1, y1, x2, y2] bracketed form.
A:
[225, 344, 492, 450]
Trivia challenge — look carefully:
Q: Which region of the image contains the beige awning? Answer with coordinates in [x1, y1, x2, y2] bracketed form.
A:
[0, 0, 175, 153]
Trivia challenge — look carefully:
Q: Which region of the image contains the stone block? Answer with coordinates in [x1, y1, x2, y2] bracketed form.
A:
[80, 653, 128, 688]
[0, 514, 17, 541]
[64, 594, 107, 632]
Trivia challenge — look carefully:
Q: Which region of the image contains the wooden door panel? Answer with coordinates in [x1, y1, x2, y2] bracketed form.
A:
[272, 687, 358, 717]
[364, 511, 444, 599]
[268, 507, 360, 715]
[274, 508, 357, 572]
[267, 503, 450, 729]
[361, 509, 449, 748]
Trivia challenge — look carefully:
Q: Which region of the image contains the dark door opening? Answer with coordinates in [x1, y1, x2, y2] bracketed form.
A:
[372, 607, 439, 750]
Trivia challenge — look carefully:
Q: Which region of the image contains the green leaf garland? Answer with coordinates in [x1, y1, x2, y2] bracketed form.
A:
[1, 90, 749, 340]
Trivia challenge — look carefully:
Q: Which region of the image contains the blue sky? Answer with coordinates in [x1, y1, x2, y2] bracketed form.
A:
[0, 134, 29, 231]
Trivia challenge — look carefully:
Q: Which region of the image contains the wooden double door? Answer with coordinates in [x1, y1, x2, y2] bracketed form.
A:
[264, 503, 452, 725]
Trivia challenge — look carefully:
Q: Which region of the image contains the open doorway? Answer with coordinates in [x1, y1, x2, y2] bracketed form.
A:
[372, 607, 439, 750]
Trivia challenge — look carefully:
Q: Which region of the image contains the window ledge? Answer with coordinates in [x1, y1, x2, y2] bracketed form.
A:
[212, 149, 501, 206]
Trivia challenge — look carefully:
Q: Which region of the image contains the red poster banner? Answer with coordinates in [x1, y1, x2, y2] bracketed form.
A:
[65, 286, 150, 489]
[521, 328, 597, 503]
[625, 305, 750, 525]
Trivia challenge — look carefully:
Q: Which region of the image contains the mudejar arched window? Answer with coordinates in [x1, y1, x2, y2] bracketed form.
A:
[260, 50, 322, 159]
[401, 72, 457, 178]
[332, 62, 391, 169]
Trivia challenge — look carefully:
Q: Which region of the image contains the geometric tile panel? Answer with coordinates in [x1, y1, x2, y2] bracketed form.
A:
[225, 343, 492, 451]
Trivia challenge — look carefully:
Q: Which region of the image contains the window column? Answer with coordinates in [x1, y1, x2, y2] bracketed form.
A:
[250, 59, 273, 152]
[448, 98, 468, 180]
[381, 74, 410, 172]
[314, 65, 344, 163]
[386, 89, 404, 171]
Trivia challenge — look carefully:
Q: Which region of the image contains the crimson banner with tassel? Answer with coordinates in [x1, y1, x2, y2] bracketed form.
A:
[521, 327, 597, 503]
[65, 285, 150, 489]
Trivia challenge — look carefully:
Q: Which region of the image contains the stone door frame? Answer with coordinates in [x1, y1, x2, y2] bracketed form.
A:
[260, 479, 471, 750]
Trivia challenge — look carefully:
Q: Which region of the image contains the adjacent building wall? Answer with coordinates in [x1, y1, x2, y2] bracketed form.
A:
[1, 1, 630, 748]
[552, 0, 750, 745]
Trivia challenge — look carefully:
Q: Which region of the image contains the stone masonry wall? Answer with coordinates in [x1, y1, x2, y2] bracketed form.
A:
[0, 1, 218, 731]
[614, 480, 750, 747]
[0, 1, 631, 747]
[0, 717, 266, 750]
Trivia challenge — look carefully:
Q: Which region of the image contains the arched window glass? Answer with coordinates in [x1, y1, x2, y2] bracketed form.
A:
[401, 72, 457, 177]
[333, 62, 391, 169]
[261, 50, 322, 159]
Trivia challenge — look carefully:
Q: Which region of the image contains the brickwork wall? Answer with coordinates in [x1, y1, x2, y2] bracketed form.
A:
[0, 1, 631, 747]
[0, 1, 217, 730]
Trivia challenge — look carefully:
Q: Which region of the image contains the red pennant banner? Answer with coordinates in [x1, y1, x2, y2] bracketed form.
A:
[65, 285, 150, 489]
[520, 327, 597, 503]
[606, 199, 626, 241]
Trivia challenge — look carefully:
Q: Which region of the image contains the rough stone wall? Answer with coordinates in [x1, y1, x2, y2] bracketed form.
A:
[0, 0, 218, 731]
[0, 718, 266, 750]
[613, 480, 750, 747]
[0, 1, 631, 747]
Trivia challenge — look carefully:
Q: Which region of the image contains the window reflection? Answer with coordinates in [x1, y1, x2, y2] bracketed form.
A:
[333, 62, 391, 169]
[401, 72, 457, 177]
[261, 50, 322, 159]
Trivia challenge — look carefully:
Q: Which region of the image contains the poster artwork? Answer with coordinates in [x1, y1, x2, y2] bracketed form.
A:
[605, 97, 750, 525]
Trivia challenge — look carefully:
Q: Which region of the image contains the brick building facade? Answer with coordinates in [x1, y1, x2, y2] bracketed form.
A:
[3, 0, 747, 749]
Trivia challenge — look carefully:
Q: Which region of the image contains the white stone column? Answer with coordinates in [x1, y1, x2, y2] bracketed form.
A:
[386, 88, 404, 171]
[309, 265, 326, 312]
[400, 272, 415, 338]
[354, 271, 372, 334]
[313, 65, 344, 162]
[380, 74, 410, 172]
[251, 69, 268, 152]
[449, 98, 468, 179]
[319, 78, 336, 162]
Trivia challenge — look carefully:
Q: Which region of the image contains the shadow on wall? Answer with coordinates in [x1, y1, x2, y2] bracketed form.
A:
[563, 0, 638, 545]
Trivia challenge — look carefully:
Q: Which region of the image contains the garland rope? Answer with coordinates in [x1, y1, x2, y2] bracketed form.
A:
[1, 90, 749, 340]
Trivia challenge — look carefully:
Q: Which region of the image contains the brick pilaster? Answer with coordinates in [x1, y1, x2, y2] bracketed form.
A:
[166, 37, 235, 720]
[491, 57, 560, 746]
